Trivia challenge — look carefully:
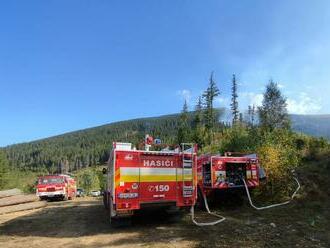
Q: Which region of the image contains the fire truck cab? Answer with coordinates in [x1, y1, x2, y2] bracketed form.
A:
[197, 152, 265, 195]
[36, 174, 77, 201]
[103, 142, 197, 224]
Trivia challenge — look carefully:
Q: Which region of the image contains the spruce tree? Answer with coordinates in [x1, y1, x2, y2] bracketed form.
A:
[258, 80, 290, 130]
[239, 113, 244, 123]
[177, 100, 190, 144]
[251, 104, 256, 126]
[192, 96, 205, 147]
[247, 104, 256, 127]
[230, 74, 239, 125]
[203, 72, 220, 132]
[0, 151, 10, 189]
[193, 96, 203, 128]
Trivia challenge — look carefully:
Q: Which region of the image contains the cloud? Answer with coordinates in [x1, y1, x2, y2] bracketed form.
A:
[240, 92, 264, 107]
[287, 92, 322, 114]
[215, 96, 230, 106]
[176, 89, 191, 103]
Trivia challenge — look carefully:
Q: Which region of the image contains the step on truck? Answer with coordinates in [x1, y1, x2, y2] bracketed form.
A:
[103, 142, 197, 225]
[36, 174, 77, 201]
[197, 152, 266, 196]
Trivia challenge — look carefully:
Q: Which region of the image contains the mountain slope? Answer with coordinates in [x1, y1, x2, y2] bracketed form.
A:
[2, 114, 186, 172]
[2, 112, 329, 172]
[291, 114, 330, 139]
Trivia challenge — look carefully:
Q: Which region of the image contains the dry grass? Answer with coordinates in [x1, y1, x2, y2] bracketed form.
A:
[0, 195, 328, 248]
[0, 159, 329, 248]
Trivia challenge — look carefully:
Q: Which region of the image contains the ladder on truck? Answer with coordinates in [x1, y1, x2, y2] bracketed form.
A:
[181, 143, 194, 197]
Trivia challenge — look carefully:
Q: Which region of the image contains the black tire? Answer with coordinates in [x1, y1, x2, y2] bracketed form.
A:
[110, 217, 132, 227]
[63, 194, 68, 201]
[196, 186, 206, 210]
[166, 207, 184, 223]
[103, 193, 109, 210]
[108, 196, 132, 227]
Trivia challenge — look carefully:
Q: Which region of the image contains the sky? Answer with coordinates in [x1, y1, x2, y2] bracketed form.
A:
[0, 0, 329, 146]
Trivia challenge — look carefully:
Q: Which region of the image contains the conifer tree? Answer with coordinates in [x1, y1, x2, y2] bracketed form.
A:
[0, 151, 10, 189]
[203, 72, 220, 132]
[239, 113, 244, 123]
[193, 96, 203, 128]
[230, 74, 239, 125]
[247, 104, 256, 127]
[177, 100, 190, 144]
[192, 96, 205, 146]
[251, 104, 256, 126]
[258, 80, 290, 130]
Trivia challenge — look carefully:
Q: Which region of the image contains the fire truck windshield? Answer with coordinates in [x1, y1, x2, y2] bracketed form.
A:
[38, 177, 64, 184]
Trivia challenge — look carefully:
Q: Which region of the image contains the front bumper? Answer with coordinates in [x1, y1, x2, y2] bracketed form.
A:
[36, 190, 65, 197]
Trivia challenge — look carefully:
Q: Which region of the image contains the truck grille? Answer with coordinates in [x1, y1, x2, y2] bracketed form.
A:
[47, 187, 55, 192]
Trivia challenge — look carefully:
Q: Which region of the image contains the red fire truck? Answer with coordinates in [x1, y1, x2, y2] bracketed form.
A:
[103, 142, 197, 225]
[197, 152, 266, 196]
[36, 174, 77, 201]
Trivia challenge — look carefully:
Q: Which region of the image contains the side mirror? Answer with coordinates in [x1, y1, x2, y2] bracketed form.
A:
[102, 168, 107, 175]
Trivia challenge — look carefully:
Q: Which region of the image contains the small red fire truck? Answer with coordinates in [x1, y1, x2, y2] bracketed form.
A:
[36, 174, 77, 201]
[197, 152, 266, 196]
[103, 142, 197, 224]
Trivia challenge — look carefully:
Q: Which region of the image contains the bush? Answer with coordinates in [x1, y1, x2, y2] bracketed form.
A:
[303, 136, 329, 160]
[202, 125, 256, 154]
[76, 168, 101, 193]
[254, 129, 301, 199]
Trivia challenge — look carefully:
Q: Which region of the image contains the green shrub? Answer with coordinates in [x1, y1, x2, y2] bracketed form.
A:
[202, 125, 257, 154]
[75, 167, 101, 193]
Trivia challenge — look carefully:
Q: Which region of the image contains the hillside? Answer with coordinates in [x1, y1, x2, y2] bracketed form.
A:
[2, 114, 188, 172]
[2, 112, 329, 172]
[291, 114, 330, 139]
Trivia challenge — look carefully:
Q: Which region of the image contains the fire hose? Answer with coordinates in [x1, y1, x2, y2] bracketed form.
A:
[242, 176, 301, 210]
[191, 174, 300, 225]
[191, 191, 226, 226]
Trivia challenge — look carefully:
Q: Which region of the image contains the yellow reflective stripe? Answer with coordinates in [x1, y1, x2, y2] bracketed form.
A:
[115, 169, 120, 188]
[141, 175, 176, 182]
[177, 174, 193, 181]
[120, 175, 140, 182]
[115, 168, 120, 178]
[115, 167, 194, 186]
[119, 174, 193, 182]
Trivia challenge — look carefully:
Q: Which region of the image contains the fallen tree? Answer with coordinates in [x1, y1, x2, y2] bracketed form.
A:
[0, 188, 22, 198]
[0, 194, 38, 207]
[0, 201, 46, 215]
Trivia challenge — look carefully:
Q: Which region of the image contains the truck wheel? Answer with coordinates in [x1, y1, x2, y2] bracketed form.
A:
[108, 197, 132, 227]
[110, 217, 132, 227]
[196, 186, 206, 210]
[103, 193, 109, 209]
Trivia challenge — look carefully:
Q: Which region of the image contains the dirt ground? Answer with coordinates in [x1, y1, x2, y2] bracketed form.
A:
[0, 195, 329, 248]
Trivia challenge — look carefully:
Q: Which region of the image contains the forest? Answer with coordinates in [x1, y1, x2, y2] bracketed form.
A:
[0, 73, 329, 195]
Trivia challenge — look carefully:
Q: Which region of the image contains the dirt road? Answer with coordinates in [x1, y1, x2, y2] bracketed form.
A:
[0, 196, 329, 248]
